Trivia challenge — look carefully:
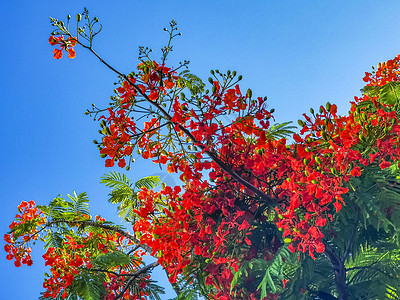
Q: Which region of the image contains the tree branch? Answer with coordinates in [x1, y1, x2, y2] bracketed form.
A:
[84, 46, 276, 205]
[324, 242, 348, 300]
[49, 219, 152, 253]
[115, 261, 159, 299]
[343, 207, 359, 262]
[323, 242, 340, 267]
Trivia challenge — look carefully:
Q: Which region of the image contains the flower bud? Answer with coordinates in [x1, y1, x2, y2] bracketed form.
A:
[77, 14, 82, 22]
[208, 77, 213, 84]
[326, 102, 331, 112]
[321, 131, 328, 141]
[246, 89, 252, 99]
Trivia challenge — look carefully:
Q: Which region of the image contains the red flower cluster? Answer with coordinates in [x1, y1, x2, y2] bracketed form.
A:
[5, 199, 150, 300]
[4, 201, 46, 267]
[98, 61, 177, 168]
[49, 35, 77, 59]
[91, 54, 400, 298]
[40, 220, 148, 299]
[363, 55, 400, 86]
[35, 39, 400, 298]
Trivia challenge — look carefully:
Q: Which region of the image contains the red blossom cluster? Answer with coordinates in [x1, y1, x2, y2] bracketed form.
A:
[103, 274, 150, 300]
[5, 203, 150, 299]
[89, 53, 400, 298]
[38, 37, 400, 298]
[4, 200, 46, 267]
[99, 61, 178, 168]
[49, 35, 77, 59]
[41, 218, 149, 299]
[363, 54, 400, 86]
[41, 233, 97, 299]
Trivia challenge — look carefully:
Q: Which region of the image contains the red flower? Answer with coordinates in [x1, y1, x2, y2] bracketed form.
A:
[148, 90, 159, 101]
[49, 35, 77, 59]
[105, 159, 114, 167]
[118, 159, 126, 168]
[379, 160, 391, 169]
[350, 166, 361, 177]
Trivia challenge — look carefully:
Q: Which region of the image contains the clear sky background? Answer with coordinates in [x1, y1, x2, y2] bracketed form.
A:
[1, 1, 400, 299]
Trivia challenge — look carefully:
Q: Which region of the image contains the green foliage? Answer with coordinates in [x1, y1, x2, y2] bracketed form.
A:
[231, 246, 295, 298]
[346, 246, 400, 299]
[101, 172, 160, 221]
[169, 273, 213, 300]
[266, 122, 296, 140]
[38, 191, 90, 221]
[280, 255, 335, 299]
[178, 70, 206, 96]
[362, 81, 400, 106]
[277, 162, 400, 299]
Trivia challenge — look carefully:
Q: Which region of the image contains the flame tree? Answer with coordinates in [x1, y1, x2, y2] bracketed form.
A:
[5, 9, 400, 300]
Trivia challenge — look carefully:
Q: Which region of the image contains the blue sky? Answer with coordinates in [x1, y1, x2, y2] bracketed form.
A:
[1, 1, 400, 299]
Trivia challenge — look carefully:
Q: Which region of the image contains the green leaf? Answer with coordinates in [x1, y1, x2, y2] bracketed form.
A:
[101, 172, 160, 221]
[93, 251, 132, 269]
[378, 82, 400, 105]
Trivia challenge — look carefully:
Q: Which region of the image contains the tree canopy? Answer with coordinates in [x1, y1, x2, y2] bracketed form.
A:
[4, 10, 400, 300]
